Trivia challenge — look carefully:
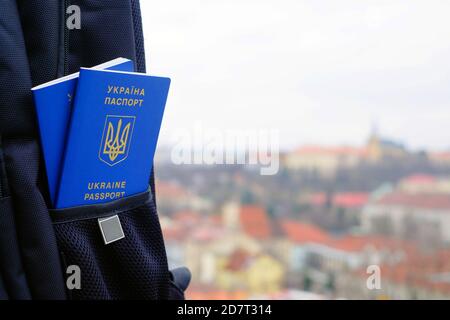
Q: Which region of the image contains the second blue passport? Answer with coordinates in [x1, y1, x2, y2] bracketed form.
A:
[55, 68, 170, 209]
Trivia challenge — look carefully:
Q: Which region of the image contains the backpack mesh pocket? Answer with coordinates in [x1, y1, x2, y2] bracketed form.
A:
[51, 192, 170, 300]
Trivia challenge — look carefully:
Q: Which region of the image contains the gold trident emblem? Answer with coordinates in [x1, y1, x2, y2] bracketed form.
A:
[99, 115, 135, 166]
[103, 118, 131, 162]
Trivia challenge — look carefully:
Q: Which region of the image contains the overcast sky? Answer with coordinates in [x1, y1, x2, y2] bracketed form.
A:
[141, 0, 450, 151]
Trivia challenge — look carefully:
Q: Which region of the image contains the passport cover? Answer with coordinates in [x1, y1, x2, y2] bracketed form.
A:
[32, 58, 134, 205]
[55, 68, 170, 209]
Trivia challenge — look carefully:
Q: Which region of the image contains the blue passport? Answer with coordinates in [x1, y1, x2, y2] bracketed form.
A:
[32, 58, 134, 205]
[55, 68, 170, 209]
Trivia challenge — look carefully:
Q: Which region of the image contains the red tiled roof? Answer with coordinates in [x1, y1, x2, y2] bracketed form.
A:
[354, 249, 450, 294]
[226, 249, 252, 271]
[207, 215, 223, 226]
[401, 174, 437, 185]
[294, 145, 366, 157]
[325, 235, 415, 253]
[191, 226, 224, 241]
[155, 180, 189, 198]
[239, 205, 272, 239]
[173, 210, 201, 225]
[187, 289, 249, 300]
[307, 192, 369, 208]
[326, 236, 379, 252]
[430, 152, 450, 161]
[309, 193, 326, 206]
[376, 192, 450, 210]
[162, 226, 186, 241]
[281, 220, 330, 244]
[333, 193, 369, 208]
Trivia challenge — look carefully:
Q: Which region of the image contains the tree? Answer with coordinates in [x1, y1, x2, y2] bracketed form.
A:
[303, 270, 313, 292]
[241, 189, 255, 204]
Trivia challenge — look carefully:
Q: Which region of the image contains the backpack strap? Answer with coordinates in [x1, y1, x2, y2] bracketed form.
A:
[0, 0, 66, 299]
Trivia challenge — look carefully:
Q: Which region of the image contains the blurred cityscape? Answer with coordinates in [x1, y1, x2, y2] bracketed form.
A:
[155, 130, 450, 300]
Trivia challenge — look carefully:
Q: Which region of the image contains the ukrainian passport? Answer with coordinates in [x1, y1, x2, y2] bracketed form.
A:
[55, 68, 170, 209]
[31, 58, 134, 205]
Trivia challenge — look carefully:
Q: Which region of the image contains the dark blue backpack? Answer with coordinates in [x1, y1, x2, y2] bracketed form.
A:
[0, 0, 189, 300]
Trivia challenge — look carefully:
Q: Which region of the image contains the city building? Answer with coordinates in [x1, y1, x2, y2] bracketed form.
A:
[283, 146, 365, 176]
[362, 192, 450, 244]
